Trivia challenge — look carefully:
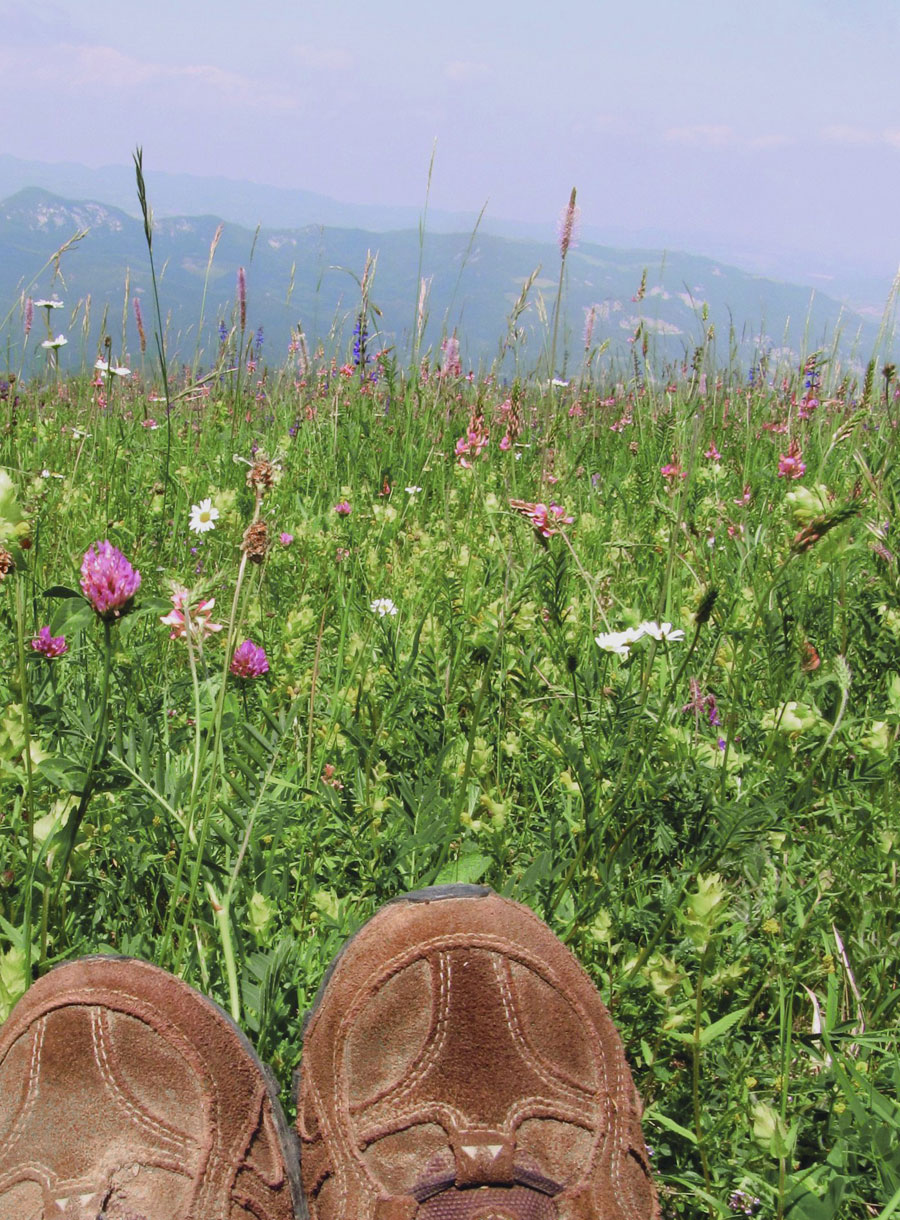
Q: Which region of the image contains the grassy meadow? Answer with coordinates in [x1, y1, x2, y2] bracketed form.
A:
[1, 187, 900, 1219]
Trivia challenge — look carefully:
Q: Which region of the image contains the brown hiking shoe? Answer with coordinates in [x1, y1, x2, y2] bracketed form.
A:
[0, 955, 303, 1220]
[297, 885, 658, 1220]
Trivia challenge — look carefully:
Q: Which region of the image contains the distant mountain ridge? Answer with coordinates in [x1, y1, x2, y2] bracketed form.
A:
[0, 185, 889, 377]
[2, 152, 895, 311]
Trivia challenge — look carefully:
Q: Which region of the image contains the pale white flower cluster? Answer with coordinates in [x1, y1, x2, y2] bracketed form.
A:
[595, 621, 685, 656]
[370, 598, 399, 617]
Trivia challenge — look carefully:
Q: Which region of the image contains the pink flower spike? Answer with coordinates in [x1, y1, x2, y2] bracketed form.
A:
[509, 499, 574, 538]
[31, 626, 67, 658]
[80, 540, 141, 620]
[333, 500, 352, 516]
[279, 531, 294, 546]
[777, 439, 806, 480]
[230, 639, 269, 678]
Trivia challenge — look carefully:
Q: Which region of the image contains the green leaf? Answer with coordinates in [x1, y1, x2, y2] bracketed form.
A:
[643, 1105, 698, 1144]
[698, 1005, 748, 1046]
[43, 585, 84, 599]
[435, 849, 492, 885]
[36, 755, 88, 794]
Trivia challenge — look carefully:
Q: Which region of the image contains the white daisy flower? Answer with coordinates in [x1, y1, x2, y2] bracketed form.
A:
[370, 598, 398, 617]
[41, 335, 67, 349]
[405, 486, 423, 495]
[595, 626, 646, 656]
[189, 498, 219, 534]
[638, 621, 685, 643]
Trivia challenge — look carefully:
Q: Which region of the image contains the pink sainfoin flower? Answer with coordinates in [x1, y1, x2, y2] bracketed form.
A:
[230, 639, 269, 678]
[510, 499, 574, 538]
[778, 439, 806, 480]
[133, 297, 146, 353]
[558, 187, 579, 258]
[80, 540, 141, 620]
[160, 588, 223, 642]
[279, 531, 294, 546]
[440, 336, 461, 377]
[24, 298, 33, 337]
[455, 409, 490, 467]
[333, 500, 352, 516]
[31, 626, 67, 658]
[661, 457, 687, 484]
[704, 442, 722, 461]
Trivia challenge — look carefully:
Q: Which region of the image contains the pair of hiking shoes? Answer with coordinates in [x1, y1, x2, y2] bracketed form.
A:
[0, 885, 659, 1220]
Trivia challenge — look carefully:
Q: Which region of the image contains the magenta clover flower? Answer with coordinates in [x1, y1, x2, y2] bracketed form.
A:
[31, 626, 68, 658]
[230, 639, 269, 678]
[79, 540, 141, 621]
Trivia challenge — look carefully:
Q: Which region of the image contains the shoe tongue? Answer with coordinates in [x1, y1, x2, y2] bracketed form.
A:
[415, 1185, 557, 1220]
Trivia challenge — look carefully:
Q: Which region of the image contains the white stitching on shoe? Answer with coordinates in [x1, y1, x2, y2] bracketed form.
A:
[92, 1009, 193, 1155]
[492, 957, 593, 1113]
[0, 1018, 45, 1168]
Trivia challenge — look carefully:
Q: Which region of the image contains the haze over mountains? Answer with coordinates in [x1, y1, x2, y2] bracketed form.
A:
[0, 154, 895, 376]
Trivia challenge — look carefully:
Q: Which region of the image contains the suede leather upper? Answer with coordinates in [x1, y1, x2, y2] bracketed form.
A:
[0, 957, 303, 1220]
[297, 890, 658, 1220]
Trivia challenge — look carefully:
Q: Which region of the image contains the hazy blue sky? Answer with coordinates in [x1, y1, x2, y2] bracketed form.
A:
[3, 0, 900, 275]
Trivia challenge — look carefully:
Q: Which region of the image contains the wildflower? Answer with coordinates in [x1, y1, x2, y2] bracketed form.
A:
[189, 499, 219, 534]
[558, 187, 579, 258]
[321, 762, 344, 790]
[638, 620, 686, 643]
[0, 547, 13, 580]
[455, 409, 490, 465]
[405, 486, 423, 495]
[230, 639, 268, 678]
[440, 336, 461, 377]
[34, 298, 64, 310]
[41, 335, 67, 350]
[728, 1190, 761, 1216]
[595, 627, 645, 657]
[24, 298, 33, 336]
[31, 626, 67, 658]
[279, 531, 294, 546]
[133, 297, 146, 352]
[370, 598, 398, 617]
[241, 520, 269, 564]
[160, 588, 223, 642]
[79, 540, 141, 620]
[509, 499, 574, 538]
[333, 500, 352, 516]
[660, 457, 686, 484]
[777, 439, 805, 480]
[704, 442, 722, 461]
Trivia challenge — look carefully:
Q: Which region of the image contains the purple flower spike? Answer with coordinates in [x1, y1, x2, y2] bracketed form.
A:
[80, 540, 141, 621]
[230, 639, 269, 679]
[31, 626, 68, 658]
